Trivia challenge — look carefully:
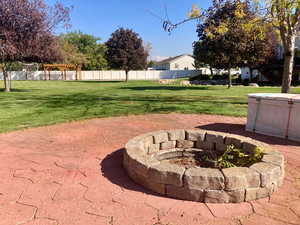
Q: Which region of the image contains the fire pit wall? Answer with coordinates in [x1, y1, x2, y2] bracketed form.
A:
[123, 129, 285, 203]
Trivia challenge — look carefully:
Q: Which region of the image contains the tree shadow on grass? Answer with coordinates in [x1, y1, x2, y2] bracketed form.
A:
[120, 86, 211, 91]
[0, 91, 247, 124]
[100, 148, 163, 196]
[0, 88, 33, 92]
[8, 92, 245, 108]
[197, 123, 300, 147]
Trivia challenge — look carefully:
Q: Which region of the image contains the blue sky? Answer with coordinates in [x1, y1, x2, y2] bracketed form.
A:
[46, 0, 212, 60]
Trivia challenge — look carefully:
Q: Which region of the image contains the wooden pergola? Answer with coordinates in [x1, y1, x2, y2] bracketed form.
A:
[43, 64, 82, 80]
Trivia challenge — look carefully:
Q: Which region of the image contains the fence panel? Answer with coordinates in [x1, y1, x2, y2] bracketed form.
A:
[0, 70, 200, 81]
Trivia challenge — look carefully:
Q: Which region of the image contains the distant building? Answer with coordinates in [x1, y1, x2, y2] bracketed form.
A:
[277, 33, 300, 59]
[242, 33, 300, 81]
[240, 68, 267, 81]
[296, 35, 300, 50]
[153, 54, 195, 70]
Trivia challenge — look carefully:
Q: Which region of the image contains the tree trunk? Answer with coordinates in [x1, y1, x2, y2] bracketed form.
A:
[3, 69, 10, 92]
[125, 70, 129, 82]
[209, 66, 214, 76]
[228, 68, 232, 89]
[249, 67, 253, 82]
[281, 35, 296, 93]
[9, 72, 12, 89]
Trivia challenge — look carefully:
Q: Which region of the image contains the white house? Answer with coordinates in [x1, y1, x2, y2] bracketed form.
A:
[153, 54, 196, 70]
[152, 54, 241, 76]
[296, 35, 300, 50]
[240, 68, 267, 81]
[277, 35, 300, 59]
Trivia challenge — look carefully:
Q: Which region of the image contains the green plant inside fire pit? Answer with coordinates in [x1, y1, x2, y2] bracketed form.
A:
[169, 145, 264, 169]
[199, 145, 264, 169]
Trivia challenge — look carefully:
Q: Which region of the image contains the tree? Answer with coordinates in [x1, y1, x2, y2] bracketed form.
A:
[59, 38, 88, 65]
[241, 25, 278, 81]
[202, 1, 278, 81]
[0, 0, 71, 92]
[177, 0, 275, 87]
[105, 28, 148, 82]
[262, 0, 300, 92]
[165, 0, 300, 92]
[193, 0, 254, 88]
[143, 42, 153, 57]
[59, 31, 108, 70]
[193, 41, 216, 76]
[147, 60, 156, 68]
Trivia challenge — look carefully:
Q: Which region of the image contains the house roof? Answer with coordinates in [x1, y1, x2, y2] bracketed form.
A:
[155, 54, 194, 65]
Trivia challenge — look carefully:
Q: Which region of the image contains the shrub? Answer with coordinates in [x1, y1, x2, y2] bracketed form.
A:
[190, 74, 212, 81]
[212, 74, 227, 80]
[242, 78, 250, 86]
[198, 145, 264, 169]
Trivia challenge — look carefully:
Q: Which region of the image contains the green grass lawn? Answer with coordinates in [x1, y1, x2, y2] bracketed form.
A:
[1, 80, 299, 133]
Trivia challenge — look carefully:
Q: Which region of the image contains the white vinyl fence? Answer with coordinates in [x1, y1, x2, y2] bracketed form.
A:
[0, 71, 77, 80]
[0, 70, 200, 81]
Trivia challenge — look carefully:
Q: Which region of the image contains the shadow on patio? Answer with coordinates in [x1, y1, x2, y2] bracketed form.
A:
[196, 123, 300, 147]
[100, 148, 165, 196]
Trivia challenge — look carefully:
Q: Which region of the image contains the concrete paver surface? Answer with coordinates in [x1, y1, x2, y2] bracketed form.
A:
[0, 114, 299, 225]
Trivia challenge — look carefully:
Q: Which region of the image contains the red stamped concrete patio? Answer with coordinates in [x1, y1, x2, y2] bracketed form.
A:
[0, 113, 299, 225]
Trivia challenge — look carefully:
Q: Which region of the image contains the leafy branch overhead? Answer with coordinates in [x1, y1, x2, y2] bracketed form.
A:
[163, 4, 205, 33]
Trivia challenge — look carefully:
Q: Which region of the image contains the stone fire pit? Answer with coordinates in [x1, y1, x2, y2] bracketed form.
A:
[123, 129, 284, 203]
